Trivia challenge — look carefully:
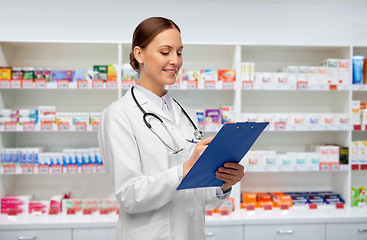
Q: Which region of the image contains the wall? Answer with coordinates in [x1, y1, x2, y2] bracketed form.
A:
[1, 0, 367, 46]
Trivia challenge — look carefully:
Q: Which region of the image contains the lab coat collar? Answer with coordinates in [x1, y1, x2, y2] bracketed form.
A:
[127, 86, 181, 125]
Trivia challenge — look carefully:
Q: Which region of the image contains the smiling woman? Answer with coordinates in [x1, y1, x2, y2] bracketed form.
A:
[98, 16, 244, 240]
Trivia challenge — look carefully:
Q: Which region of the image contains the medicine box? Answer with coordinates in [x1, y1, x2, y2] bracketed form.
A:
[351, 101, 361, 125]
[1, 195, 34, 215]
[56, 113, 73, 125]
[319, 114, 335, 125]
[90, 113, 102, 125]
[249, 63, 255, 81]
[52, 70, 73, 82]
[257, 113, 273, 125]
[218, 70, 235, 82]
[308, 67, 318, 84]
[304, 114, 320, 125]
[350, 142, 358, 164]
[39, 106, 56, 116]
[322, 59, 339, 84]
[273, 73, 287, 84]
[317, 67, 328, 84]
[361, 110, 367, 125]
[338, 60, 350, 84]
[287, 66, 298, 84]
[39, 114, 56, 123]
[73, 113, 89, 124]
[93, 65, 108, 81]
[298, 66, 308, 82]
[255, 73, 273, 84]
[241, 62, 250, 81]
[200, 69, 218, 82]
[182, 70, 200, 81]
[220, 106, 235, 124]
[0, 67, 11, 80]
[241, 113, 257, 122]
[358, 142, 367, 163]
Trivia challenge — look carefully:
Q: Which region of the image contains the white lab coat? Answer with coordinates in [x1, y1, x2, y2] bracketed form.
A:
[98, 87, 229, 240]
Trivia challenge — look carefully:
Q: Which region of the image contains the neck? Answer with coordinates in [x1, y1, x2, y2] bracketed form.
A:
[138, 73, 166, 97]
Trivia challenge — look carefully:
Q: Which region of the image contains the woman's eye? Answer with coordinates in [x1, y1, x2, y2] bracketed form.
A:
[177, 52, 183, 56]
[161, 52, 169, 56]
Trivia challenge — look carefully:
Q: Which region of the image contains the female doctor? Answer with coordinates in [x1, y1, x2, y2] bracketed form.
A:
[98, 17, 244, 240]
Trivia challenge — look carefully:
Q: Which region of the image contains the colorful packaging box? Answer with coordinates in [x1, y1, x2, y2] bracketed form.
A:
[1, 109, 19, 117]
[12, 68, 24, 80]
[358, 141, 367, 163]
[351, 141, 358, 164]
[93, 65, 108, 82]
[361, 110, 367, 125]
[107, 65, 117, 81]
[90, 113, 101, 125]
[241, 63, 250, 81]
[29, 201, 50, 215]
[338, 60, 350, 84]
[317, 67, 328, 84]
[257, 113, 273, 125]
[273, 73, 287, 84]
[249, 63, 255, 81]
[200, 69, 218, 82]
[122, 64, 139, 80]
[205, 109, 221, 124]
[304, 114, 320, 125]
[73, 113, 89, 124]
[39, 106, 56, 116]
[182, 70, 200, 82]
[255, 73, 273, 84]
[19, 109, 38, 118]
[319, 114, 335, 125]
[0, 67, 12, 80]
[56, 113, 73, 125]
[195, 110, 205, 132]
[351, 101, 361, 125]
[322, 59, 339, 84]
[220, 106, 235, 124]
[276, 154, 290, 165]
[23, 68, 35, 80]
[82, 200, 102, 215]
[19, 117, 38, 125]
[1, 195, 34, 215]
[52, 70, 73, 82]
[73, 70, 90, 82]
[39, 114, 56, 124]
[62, 199, 83, 215]
[35, 68, 52, 82]
[339, 147, 349, 165]
[353, 56, 364, 84]
[50, 195, 64, 212]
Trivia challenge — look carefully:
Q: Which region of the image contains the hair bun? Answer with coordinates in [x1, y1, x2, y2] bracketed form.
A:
[129, 52, 139, 72]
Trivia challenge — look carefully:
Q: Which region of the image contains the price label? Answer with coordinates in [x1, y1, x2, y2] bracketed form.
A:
[330, 163, 340, 171]
[187, 81, 197, 90]
[339, 85, 349, 91]
[351, 164, 360, 171]
[358, 202, 367, 208]
[8, 209, 18, 216]
[57, 80, 69, 89]
[274, 122, 286, 131]
[242, 81, 253, 90]
[204, 81, 215, 90]
[82, 164, 93, 173]
[51, 165, 63, 174]
[263, 203, 272, 211]
[169, 82, 180, 90]
[11, 80, 21, 88]
[22, 164, 34, 174]
[75, 122, 87, 131]
[361, 164, 367, 170]
[5, 122, 16, 131]
[93, 122, 99, 131]
[23, 122, 35, 132]
[58, 122, 70, 132]
[67, 208, 76, 215]
[83, 208, 92, 215]
[97, 165, 106, 173]
[336, 203, 344, 209]
[309, 203, 318, 209]
[22, 80, 33, 89]
[122, 80, 134, 89]
[223, 81, 234, 90]
[0, 80, 10, 88]
[297, 81, 307, 90]
[100, 209, 109, 215]
[245, 204, 255, 211]
[38, 165, 49, 174]
[354, 125, 362, 131]
[280, 203, 289, 210]
[35, 79, 47, 89]
[4, 165, 16, 174]
[320, 163, 330, 171]
[49, 208, 59, 215]
[205, 210, 213, 216]
[106, 80, 117, 89]
[77, 80, 89, 89]
[220, 209, 229, 216]
[41, 123, 53, 131]
[329, 84, 337, 91]
[92, 80, 104, 89]
[67, 165, 78, 174]
[307, 84, 320, 91]
[319, 84, 329, 91]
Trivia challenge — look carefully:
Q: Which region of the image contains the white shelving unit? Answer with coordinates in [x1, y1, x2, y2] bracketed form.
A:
[1, 41, 367, 240]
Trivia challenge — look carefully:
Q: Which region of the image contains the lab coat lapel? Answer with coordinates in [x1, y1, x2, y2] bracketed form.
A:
[171, 98, 182, 126]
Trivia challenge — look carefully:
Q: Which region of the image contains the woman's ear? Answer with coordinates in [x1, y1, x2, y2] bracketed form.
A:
[134, 46, 143, 65]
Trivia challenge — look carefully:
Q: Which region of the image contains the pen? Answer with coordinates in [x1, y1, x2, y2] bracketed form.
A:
[186, 138, 199, 144]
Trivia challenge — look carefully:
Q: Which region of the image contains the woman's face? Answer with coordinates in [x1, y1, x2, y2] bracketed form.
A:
[135, 28, 183, 90]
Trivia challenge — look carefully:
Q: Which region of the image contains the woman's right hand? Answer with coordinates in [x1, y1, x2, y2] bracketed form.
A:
[183, 137, 213, 179]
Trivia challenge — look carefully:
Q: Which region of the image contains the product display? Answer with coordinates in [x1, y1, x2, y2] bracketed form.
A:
[194, 107, 235, 132]
[351, 186, 367, 207]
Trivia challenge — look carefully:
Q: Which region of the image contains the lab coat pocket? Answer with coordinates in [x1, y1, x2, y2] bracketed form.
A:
[126, 218, 171, 240]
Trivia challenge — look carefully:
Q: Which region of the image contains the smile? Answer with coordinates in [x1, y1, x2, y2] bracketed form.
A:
[163, 69, 177, 74]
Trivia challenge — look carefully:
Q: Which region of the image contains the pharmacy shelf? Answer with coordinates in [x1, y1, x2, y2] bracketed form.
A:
[352, 85, 367, 91]
[0, 81, 118, 90]
[0, 124, 98, 132]
[0, 207, 366, 230]
[244, 84, 350, 91]
[265, 125, 349, 132]
[0, 165, 106, 175]
[245, 165, 349, 172]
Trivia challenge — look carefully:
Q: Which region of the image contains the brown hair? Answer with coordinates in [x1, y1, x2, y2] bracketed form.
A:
[130, 17, 181, 72]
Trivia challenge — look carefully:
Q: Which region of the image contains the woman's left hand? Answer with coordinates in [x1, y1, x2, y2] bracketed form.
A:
[215, 162, 245, 193]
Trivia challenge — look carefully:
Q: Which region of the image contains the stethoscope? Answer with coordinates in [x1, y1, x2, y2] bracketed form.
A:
[131, 86, 204, 154]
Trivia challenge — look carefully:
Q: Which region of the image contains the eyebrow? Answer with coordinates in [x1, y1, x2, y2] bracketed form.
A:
[159, 45, 184, 50]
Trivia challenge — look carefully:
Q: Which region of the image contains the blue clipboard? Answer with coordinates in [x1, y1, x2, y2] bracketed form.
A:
[177, 122, 269, 190]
